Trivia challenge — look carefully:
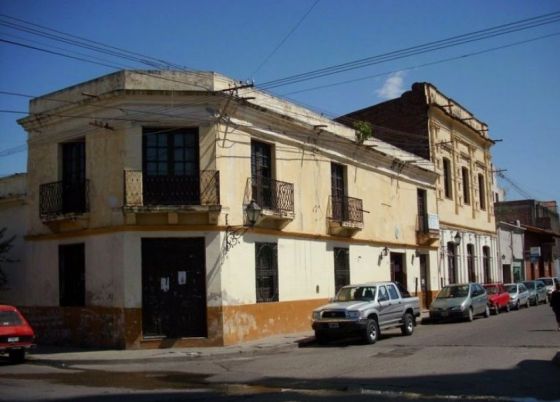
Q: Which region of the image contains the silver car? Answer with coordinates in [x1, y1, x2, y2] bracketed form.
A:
[523, 280, 548, 305]
[536, 277, 560, 302]
[429, 283, 490, 322]
[505, 283, 530, 310]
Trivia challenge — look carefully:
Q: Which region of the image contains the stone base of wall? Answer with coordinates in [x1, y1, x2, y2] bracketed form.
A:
[20, 299, 329, 349]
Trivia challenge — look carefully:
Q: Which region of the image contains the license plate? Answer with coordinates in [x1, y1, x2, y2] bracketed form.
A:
[328, 323, 339, 328]
[8, 337, 19, 343]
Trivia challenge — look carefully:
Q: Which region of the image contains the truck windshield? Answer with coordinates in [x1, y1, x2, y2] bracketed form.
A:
[437, 285, 469, 299]
[335, 286, 376, 302]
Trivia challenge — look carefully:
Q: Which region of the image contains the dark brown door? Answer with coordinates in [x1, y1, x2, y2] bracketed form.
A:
[141, 238, 207, 338]
[390, 253, 407, 290]
[331, 163, 347, 220]
[61, 141, 86, 213]
[419, 254, 429, 308]
[251, 140, 273, 209]
[417, 189, 427, 231]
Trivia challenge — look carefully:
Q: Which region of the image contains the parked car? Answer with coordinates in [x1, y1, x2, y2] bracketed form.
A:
[536, 277, 560, 302]
[523, 280, 548, 305]
[311, 281, 420, 344]
[483, 283, 511, 314]
[505, 283, 530, 310]
[429, 283, 489, 322]
[0, 305, 35, 363]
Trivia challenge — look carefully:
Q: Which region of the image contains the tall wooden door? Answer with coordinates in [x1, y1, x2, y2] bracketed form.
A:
[61, 141, 86, 213]
[141, 238, 207, 338]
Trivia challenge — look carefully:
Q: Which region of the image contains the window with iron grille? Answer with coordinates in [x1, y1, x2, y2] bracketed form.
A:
[255, 242, 278, 303]
[478, 174, 486, 210]
[467, 244, 476, 282]
[462, 167, 470, 205]
[443, 158, 452, 199]
[59, 243, 85, 307]
[334, 247, 350, 294]
[483, 246, 491, 283]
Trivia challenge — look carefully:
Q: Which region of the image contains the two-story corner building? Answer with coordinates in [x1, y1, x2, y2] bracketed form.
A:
[496, 221, 525, 283]
[495, 200, 560, 279]
[0, 173, 27, 301]
[16, 70, 439, 349]
[337, 82, 498, 287]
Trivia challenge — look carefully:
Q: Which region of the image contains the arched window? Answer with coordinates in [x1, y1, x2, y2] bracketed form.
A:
[467, 244, 476, 282]
[447, 242, 458, 284]
[482, 246, 491, 283]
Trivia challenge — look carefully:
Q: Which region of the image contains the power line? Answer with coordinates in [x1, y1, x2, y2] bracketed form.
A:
[255, 11, 560, 90]
[249, 0, 320, 79]
[279, 31, 560, 96]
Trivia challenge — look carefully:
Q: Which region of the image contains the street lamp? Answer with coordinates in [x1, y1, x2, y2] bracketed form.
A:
[225, 200, 261, 251]
[453, 232, 462, 245]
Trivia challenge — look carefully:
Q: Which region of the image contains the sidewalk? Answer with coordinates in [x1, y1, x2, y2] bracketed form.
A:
[28, 311, 431, 366]
[28, 331, 315, 366]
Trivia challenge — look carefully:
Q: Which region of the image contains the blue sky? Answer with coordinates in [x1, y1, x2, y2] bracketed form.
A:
[1, 0, 559, 204]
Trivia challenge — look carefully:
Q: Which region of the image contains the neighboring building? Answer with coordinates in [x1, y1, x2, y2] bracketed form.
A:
[496, 221, 525, 283]
[337, 82, 498, 286]
[495, 200, 560, 279]
[0, 173, 27, 302]
[15, 70, 440, 348]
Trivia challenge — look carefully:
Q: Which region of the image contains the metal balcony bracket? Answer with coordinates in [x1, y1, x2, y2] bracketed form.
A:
[225, 226, 249, 251]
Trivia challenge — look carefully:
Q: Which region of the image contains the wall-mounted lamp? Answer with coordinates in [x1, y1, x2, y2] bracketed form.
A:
[225, 200, 261, 251]
[381, 246, 389, 257]
[453, 232, 462, 245]
[501, 254, 506, 260]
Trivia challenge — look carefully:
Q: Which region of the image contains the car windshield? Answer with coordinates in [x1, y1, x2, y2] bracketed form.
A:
[335, 286, 376, 302]
[0, 311, 23, 326]
[505, 285, 518, 294]
[523, 282, 533, 289]
[437, 285, 469, 299]
[539, 278, 553, 285]
[484, 286, 498, 295]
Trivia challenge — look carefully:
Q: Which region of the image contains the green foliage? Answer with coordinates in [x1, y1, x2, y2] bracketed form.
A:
[0, 228, 16, 289]
[353, 120, 373, 144]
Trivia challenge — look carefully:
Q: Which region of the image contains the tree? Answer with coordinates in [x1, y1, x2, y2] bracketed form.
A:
[353, 120, 373, 144]
[0, 228, 16, 289]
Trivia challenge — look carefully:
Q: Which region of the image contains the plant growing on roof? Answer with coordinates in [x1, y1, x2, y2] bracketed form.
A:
[353, 120, 373, 144]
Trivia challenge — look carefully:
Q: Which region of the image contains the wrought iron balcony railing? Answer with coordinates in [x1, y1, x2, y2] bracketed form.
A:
[417, 213, 440, 233]
[40, 180, 90, 218]
[250, 175, 294, 215]
[329, 195, 363, 224]
[124, 170, 220, 207]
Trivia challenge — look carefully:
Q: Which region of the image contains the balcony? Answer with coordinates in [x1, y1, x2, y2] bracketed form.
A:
[123, 170, 221, 224]
[416, 213, 440, 245]
[39, 180, 90, 230]
[327, 195, 364, 236]
[245, 176, 295, 229]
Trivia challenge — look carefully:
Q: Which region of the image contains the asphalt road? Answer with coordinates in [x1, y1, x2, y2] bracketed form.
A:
[1, 302, 559, 401]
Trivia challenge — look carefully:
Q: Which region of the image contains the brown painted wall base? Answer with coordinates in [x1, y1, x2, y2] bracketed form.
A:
[20, 299, 329, 349]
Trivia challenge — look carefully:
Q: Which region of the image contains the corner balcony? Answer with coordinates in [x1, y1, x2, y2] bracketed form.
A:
[416, 213, 440, 245]
[39, 180, 90, 231]
[245, 176, 295, 229]
[327, 195, 364, 236]
[123, 170, 221, 225]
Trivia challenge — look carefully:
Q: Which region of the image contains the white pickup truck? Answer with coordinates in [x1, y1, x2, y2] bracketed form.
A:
[311, 281, 421, 344]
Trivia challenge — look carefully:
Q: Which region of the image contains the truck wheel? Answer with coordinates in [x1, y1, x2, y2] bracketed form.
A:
[315, 331, 329, 345]
[363, 318, 379, 344]
[401, 313, 414, 336]
[8, 349, 25, 364]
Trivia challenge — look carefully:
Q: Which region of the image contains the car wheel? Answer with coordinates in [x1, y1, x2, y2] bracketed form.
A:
[401, 313, 414, 336]
[363, 318, 379, 344]
[484, 305, 490, 318]
[515, 301, 520, 310]
[8, 349, 25, 364]
[494, 304, 500, 315]
[467, 308, 474, 322]
[505, 303, 510, 313]
[526, 299, 530, 308]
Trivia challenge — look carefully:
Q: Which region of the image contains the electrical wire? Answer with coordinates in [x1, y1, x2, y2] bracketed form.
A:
[255, 11, 560, 90]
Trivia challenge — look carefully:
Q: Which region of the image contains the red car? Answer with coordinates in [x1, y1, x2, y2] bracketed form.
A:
[0, 305, 35, 363]
[483, 284, 511, 314]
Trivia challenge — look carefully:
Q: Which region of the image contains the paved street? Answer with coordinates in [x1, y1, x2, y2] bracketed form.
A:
[1, 303, 559, 402]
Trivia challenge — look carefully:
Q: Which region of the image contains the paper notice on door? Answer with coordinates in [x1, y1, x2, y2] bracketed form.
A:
[161, 277, 170, 292]
[178, 271, 187, 285]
